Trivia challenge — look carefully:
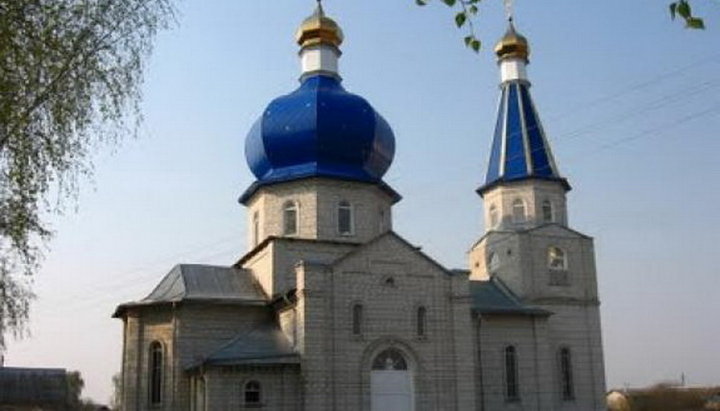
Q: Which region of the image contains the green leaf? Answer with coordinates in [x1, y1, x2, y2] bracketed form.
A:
[686, 17, 705, 29]
[441, 0, 457, 6]
[415, 0, 429, 5]
[468, 5, 479, 15]
[677, 0, 691, 19]
[464, 35, 473, 46]
[471, 39, 481, 53]
[455, 11, 467, 27]
[669, 3, 677, 20]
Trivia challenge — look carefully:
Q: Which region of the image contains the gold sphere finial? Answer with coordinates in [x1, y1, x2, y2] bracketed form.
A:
[494, 18, 530, 62]
[295, 1, 344, 49]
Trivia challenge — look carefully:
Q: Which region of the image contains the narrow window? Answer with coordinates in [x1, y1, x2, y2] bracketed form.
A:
[548, 247, 567, 270]
[352, 303, 363, 335]
[252, 212, 259, 246]
[149, 341, 163, 405]
[489, 204, 499, 228]
[283, 201, 298, 236]
[505, 345, 519, 401]
[542, 200, 554, 222]
[379, 208, 386, 233]
[194, 377, 206, 411]
[416, 306, 427, 337]
[244, 380, 261, 406]
[488, 252, 500, 273]
[512, 199, 526, 223]
[338, 201, 353, 235]
[560, 348, 574, 400]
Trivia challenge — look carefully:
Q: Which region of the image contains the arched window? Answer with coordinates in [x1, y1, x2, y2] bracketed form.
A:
[352, 303, 363, 336]
[559, 348, 574, 400]
[488, 252, 500, 273]
[542, 200, 554, 223]
[252, 212, 259, 246]
[372, 348, 408, 370]
[149, 341, 163, 405]
[548, 247, 567, 270]
[504, 345, 519, 401]
[416, 306, 427, 337]
[489, 204, 499, 228]
[283, 201, 298, 236]
[338, 201, 353, 235]
[244, 380, 261, 406]
[512, 199, 526, 223]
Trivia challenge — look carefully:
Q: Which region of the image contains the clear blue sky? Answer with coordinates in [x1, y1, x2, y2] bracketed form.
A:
[5, 0, 720, 402]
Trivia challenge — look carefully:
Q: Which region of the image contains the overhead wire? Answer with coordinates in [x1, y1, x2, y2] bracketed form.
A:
[27, 50, 720, 322]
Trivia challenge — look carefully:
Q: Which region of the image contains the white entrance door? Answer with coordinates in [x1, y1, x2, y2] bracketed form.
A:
[371, 370, 414, 411]
[370, 348, 414, 411]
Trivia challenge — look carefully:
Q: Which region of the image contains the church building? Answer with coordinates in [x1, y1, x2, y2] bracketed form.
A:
[114, 4, 606, 410]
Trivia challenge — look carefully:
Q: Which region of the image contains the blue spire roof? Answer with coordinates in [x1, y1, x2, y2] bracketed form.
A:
[240, 75, 397, 204]
[479, 81, 570, 194]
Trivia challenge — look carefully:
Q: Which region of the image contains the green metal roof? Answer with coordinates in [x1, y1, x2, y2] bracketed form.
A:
[470, 278, 551, 316]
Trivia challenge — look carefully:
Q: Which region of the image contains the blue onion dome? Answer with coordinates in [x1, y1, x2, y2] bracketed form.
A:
[244, 75, 395, 185]
[240, 5, 396, 204]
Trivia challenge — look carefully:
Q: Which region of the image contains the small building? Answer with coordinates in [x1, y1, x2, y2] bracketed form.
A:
[0, 367, 69, 411]
[607, 386, 720, 411]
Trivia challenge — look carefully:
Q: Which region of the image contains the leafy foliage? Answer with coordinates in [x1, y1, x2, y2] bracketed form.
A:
[416, 0, 482, 53]
[415, 0, 707, 53]
[0, 0, 175, 350]
[669, 0, 705, 29]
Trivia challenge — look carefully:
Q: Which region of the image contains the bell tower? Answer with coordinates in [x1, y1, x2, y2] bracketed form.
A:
[469, 20, 607, 409]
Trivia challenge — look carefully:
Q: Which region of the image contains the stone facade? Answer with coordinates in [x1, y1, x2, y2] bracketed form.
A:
[114, 9, 606, 409]
[116, 176, 606, 411]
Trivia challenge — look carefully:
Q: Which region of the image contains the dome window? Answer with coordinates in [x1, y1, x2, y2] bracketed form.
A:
[252, 212, 260, 246]
[512, 199, 526, 223]
[489, 204, 499, 228]
[338, 201, 354, 236]
[542, 200, 554, 223]
[283, 201, 299, 236]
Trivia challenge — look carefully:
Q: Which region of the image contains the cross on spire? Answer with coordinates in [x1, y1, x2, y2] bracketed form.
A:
[503, 0, 514, 22]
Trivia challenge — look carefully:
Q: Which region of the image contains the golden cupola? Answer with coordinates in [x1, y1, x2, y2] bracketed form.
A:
[494, 19, 529, 62]
[295, 2, 344, 49]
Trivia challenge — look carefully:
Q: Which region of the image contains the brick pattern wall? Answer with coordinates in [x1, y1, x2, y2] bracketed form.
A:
[294, 234, 477, 411]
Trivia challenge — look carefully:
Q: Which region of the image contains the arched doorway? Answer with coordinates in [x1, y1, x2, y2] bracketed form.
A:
[370, 348, 414, 411]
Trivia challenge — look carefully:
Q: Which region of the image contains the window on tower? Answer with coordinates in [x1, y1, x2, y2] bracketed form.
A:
[548, 247, 567, 271]
[559, 347, 575, 401]
[148, 341, 163, 406]
[488, 252, 500, 274]
[283, 201, 298, 236]
[252, 212, 260, 247]
[243, 380, 261, 406]
[504, 345, 520, 401]
[338, 201, 354, 235]
[489, 204, 499, 228]
[542, 200, 554, 223]
[511, 199, 526, 224]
